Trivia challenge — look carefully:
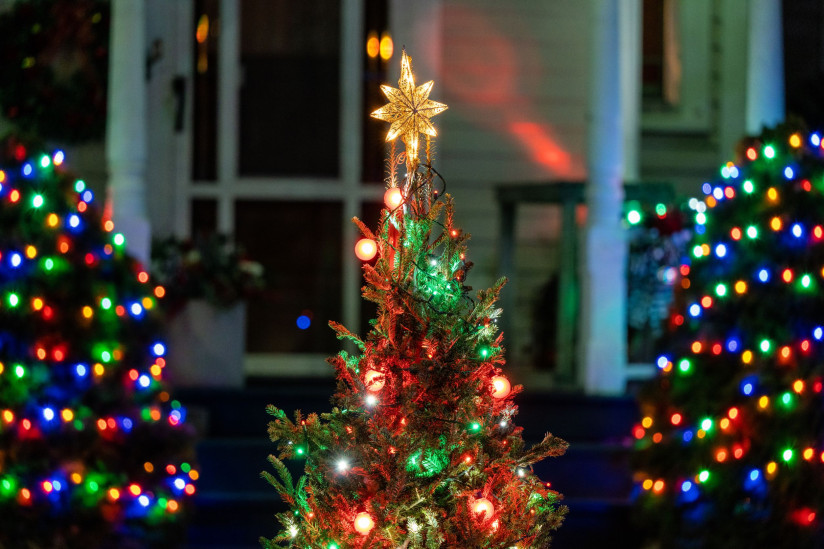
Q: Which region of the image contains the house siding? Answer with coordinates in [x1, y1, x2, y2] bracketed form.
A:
[433, 0, 591, 365]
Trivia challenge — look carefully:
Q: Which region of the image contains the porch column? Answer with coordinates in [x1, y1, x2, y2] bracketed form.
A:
[106, 0, 150, 264]
[580, 0, 628, 394]
[746, 0, 784, 133]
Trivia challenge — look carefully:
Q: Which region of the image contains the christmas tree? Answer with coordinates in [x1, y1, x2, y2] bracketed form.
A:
[0, 140, 197, 548]
[262, 51, 567, 548]
[633, 123, 824, 548]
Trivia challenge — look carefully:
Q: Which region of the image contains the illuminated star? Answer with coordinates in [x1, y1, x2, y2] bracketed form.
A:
[371, 50, 447, 166]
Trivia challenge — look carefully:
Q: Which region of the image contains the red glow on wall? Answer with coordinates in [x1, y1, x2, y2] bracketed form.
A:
[440, 5, 578, 178]
[508, 121, 572, 173]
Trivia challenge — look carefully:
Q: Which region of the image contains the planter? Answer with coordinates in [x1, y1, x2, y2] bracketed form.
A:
[165, 300, 246, 388]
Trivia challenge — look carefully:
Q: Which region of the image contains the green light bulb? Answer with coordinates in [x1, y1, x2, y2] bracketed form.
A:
[746, 225, 758, 239]
[743, 180, 754, 193]
[764, 145, 775, 158]
[760, 339, 771, 353]
[32, 194, 43, 208]
[678, 359, 691, 373]
[782, 448, 793, 462]
[715, 283, 727, 297]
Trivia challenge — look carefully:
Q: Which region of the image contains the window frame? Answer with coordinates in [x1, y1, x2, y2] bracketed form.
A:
[175, 0, 384, 377]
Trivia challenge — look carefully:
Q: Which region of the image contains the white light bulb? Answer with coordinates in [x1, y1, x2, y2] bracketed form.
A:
[337, 459, 350, 472]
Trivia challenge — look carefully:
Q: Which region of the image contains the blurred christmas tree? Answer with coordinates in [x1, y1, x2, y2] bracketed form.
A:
[262, 51, 567, 548]
[0, 139, 197, 548]
[633, 123, 824, 548]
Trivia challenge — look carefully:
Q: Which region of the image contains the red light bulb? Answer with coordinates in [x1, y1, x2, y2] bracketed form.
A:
[355, 239, 377, 261]
[364, 369, 385, 392]
[491, 375, 511, 398]
[473, 498, 494, 521]
[384, 187, 403, 209]
[354, 511, 375, 535]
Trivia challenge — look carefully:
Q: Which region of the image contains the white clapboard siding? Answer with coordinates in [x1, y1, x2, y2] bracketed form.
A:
[434, 0, 590, 366]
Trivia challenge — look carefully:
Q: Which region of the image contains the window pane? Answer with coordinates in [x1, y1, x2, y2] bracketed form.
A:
[642, 0, 665, 101]
[191, 199, 218, 238]
[235, 200, 342, 353]
[192, 0, 218, 182]
[239, 0, 340, 177]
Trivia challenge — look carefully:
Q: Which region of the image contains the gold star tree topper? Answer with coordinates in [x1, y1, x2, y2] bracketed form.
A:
[371, 50, 447, 171]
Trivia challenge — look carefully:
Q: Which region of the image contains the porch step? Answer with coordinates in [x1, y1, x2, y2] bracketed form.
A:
[178, 386, 641, 548]
[194, 438, 633, 503]
[176, 385, 638, 443]
[184, 495, 641, 549]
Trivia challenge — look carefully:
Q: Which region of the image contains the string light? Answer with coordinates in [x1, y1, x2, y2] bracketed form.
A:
[0, 150, 196, 540]
[472, 498, 494, 521]
[491, 375, 511, 398]
[363, 369, 385, 391]
[354, 511, 375, 535]
[355, 238, 377, 261]
[384, 187, 403, 209]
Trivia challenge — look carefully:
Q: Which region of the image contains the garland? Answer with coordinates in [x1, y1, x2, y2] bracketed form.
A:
[0, 0, 110, 143]
[627, 203, 692, 361]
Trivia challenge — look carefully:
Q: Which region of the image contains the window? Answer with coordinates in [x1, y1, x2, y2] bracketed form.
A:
[239, 0, 341, 177]
[186, 0, 390, 375]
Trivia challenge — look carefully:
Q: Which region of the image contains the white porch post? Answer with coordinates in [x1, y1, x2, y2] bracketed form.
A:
[620, 0, 642, 181]
[718, 0, 785, 156]
[341, 0, 365, 344]
[106, 0, 150, 264]
[580, 0, 628, 394]
[746, 0, 784, 133]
